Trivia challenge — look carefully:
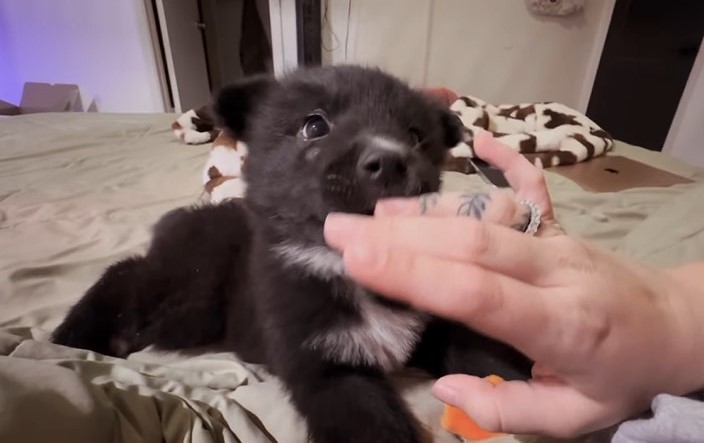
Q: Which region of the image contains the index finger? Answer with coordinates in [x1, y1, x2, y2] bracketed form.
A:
[435, 375, 616, 437]
[473, 132, 556, 222]
[340, 234, 556, 358]
[375, 189, 529, 230]
[324, 213, 557, 284]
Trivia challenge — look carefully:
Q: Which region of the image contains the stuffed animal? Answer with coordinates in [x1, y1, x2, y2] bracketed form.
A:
[172, 85, 613, 203]
[449, 94, 613, 172]
[525, 0, 585, 16]
[171, 103, 221, 144]
[201, 130, 248, 204]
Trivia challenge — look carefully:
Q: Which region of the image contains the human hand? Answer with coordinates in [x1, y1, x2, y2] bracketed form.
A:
[325, 216, 698, 437]
[322, 134, 704, 437]
[374, 131, 563, 237]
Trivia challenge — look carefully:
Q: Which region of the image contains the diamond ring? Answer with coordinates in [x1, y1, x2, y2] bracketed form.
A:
[519, 200, 542, 236]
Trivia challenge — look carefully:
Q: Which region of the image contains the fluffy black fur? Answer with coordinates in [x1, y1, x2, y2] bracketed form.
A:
[53, 65, 532, 443]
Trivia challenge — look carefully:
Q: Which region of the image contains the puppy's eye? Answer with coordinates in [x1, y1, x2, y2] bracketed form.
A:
[301, 113, 330, 140]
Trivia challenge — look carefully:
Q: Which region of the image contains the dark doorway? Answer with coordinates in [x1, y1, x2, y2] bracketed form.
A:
[586, 0, 704, 151]
[296, 0, 322, 66]
[200, 0, 273, 92]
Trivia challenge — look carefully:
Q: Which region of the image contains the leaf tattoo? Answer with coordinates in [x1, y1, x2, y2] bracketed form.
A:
[456, 192, 490, 219]
[419, 193, 440, 214]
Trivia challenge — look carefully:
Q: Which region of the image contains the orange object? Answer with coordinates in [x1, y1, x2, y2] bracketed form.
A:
[440, 375, 507, 441]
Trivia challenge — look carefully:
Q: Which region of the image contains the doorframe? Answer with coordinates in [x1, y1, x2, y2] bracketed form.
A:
[576, 0, 616, 114]
[662, 36, 704, 157]
[144, 0, 310, 111]
[155, 0, 181, 112]
[142, 0, 173, 112]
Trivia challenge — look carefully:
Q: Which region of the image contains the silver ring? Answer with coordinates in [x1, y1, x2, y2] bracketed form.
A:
[519, 200, 542, 236]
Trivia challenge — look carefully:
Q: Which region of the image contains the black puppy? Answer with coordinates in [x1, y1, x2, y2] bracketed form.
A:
[53, 65, 532, 443]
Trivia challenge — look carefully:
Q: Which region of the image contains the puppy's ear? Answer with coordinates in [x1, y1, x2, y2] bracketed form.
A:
[439, 109, 465, 148]
[213, 75, 274, 139]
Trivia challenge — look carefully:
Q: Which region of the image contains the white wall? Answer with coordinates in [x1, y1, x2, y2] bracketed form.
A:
[663, 38, 704, 168]
[0, 0, 165, 113]
[322, 0, 615, 112]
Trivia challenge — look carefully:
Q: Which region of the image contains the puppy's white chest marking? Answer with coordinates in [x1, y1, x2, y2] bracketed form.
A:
[272, 241, 427, 370]
[272, 241, 345, 280]
[305, 287, 428, 370]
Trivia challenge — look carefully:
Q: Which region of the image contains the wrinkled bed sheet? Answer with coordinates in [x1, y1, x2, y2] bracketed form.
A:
[1, 113, 703, 443]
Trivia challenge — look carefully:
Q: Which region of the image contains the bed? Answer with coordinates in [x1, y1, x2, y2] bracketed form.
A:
[1, 112, 703, 443]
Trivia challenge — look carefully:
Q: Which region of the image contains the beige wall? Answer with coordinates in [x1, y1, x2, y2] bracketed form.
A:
[322, 0, 615, 112]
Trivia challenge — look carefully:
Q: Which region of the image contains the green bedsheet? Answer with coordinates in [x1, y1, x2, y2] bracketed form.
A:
[1, 112, 703, 443]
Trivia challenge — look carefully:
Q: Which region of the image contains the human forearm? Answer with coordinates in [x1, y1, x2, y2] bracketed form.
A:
[665, 261, 704, 396]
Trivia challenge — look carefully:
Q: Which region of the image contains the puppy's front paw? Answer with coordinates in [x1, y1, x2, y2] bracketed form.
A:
[288, 366, 428, 443]
[308, 413, 426, 443]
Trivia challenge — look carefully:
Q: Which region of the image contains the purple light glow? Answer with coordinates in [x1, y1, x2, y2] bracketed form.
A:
[0, 6, 21, 104]
[0, 0, 165, 113]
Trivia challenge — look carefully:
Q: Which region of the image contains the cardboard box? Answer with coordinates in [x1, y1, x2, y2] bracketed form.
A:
[0, 82, 81, 115]
[551, 155, 693, 192]
[0, 99, 20, 116]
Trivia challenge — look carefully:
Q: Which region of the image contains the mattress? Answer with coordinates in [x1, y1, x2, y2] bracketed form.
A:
[1, 112, 703, 443]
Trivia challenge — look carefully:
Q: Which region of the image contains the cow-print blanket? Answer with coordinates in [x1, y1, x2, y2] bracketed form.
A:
[171, 88, 613, 203]
[447, 94, 613, 174]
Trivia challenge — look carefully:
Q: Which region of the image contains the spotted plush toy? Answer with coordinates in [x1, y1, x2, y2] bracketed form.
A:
[525, 0, 585, 17]
[448, 94, 614, 173]
[172, 85, 613, 203]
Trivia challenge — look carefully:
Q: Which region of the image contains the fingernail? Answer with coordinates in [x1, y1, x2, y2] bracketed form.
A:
[432, 378, 461, 406]
[375, 198, 414, 215]
[475, 128, 491, 141]
[324, 213, 364, 245]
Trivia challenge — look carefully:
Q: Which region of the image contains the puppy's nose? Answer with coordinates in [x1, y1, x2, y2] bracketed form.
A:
[357, 147, 408, 184]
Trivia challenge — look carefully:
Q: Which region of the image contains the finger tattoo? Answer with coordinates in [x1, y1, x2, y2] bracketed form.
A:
[456, 192, 491, 219]
[419, 192, 440, 215]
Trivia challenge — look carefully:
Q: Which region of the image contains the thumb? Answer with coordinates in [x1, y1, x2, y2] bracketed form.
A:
[432, 374, 613, 438]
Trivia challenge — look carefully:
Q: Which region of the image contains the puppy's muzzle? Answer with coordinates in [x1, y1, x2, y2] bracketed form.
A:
[357, 147, 408, 187]
[323, 135, 421, 214]
[356, 136, 409, 188]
